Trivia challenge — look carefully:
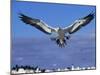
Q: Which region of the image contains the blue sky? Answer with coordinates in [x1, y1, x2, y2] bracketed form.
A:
[12, 1, 96, 38]
[11, 1, 96, 69]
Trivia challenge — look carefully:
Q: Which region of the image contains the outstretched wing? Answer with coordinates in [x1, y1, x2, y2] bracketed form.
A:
[64, 12, 95, 34]
[19, 13, 56, 34]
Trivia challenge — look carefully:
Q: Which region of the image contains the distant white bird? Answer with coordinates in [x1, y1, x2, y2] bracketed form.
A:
[19, 12, 94, 47]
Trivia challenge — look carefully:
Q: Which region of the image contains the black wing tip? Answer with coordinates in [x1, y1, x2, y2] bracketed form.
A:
[83, 11, 95, 19]
[19, 13, 24, 20]
[19, 13, 32, 20]
[19, 13, 28, 19]
[19, 13, 40, 22]
[18, 13, 33, 25]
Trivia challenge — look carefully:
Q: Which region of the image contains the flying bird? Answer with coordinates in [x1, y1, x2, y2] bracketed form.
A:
[19, 12, 94, 47]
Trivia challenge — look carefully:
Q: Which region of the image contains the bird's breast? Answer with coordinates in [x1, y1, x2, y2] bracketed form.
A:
[58, 30, 65, 39]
